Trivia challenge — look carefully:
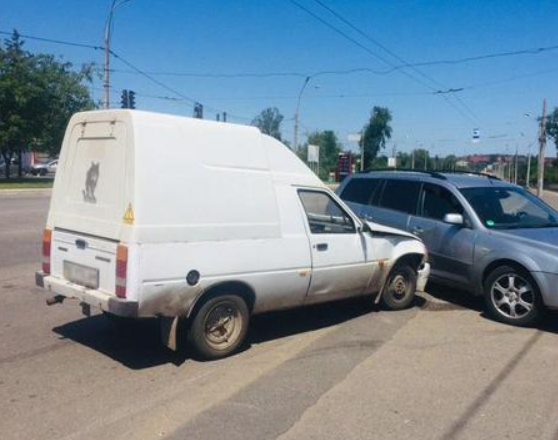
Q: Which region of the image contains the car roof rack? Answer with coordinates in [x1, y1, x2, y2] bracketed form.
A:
[360, 168, 447, 180]
[360, 168, 501, 181]
[435, 170, 501, 180]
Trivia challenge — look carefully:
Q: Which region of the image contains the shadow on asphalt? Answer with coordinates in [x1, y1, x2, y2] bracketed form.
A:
[52, 296, 389, 369]
[53, 315, 190, 369]
[424, 282, 558, 334]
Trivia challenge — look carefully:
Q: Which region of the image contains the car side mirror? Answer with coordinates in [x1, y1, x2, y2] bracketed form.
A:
[443, 213, 464, 226]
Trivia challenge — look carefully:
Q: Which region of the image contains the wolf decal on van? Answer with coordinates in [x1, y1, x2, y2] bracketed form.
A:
[83, 161, 99, 203]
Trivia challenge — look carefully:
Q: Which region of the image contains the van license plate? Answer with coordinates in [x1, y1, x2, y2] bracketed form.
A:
[64, 261, 99, 289]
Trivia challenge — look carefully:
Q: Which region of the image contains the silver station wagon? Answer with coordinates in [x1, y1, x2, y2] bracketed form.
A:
[338, 170, 558, 326]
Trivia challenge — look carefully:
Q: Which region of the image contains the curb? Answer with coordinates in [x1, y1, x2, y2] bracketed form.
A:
[0, 188, 52, 198]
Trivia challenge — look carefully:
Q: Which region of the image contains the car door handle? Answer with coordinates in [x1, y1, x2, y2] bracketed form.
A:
[412, 226, 424, 234]
[315, 243, 328, 251]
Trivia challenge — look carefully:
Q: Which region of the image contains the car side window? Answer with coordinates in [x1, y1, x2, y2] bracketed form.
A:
[340, 178, 380, 205]
[298, 190, 356, 234]
[421, 183, 464, 220]
[378, 179, 421, 214]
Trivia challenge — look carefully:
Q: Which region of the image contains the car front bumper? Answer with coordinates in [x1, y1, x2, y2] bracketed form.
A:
[417, 263, 430, 292]
[35, 272, 138, 317]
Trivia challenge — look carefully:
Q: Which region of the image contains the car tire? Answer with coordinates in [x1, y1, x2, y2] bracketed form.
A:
[381, 264, 417, 311]
[484, 265, 543, 326]
[188, 294, 250, 360]
[39, 169, 47, 176]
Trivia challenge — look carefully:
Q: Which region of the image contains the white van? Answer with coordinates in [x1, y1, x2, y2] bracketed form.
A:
[36, 110, 430, 359]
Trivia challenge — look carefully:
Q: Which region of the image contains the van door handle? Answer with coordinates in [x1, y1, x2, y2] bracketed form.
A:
[316, 243, 328, 251]
[412, 226, 424, 235]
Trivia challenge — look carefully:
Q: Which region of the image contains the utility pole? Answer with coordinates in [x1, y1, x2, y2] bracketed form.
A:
[537, 99, 547, 197]
[411, 150, 415, 170]
[514, 145, 518, 185]
[103, 0, 132, 109]
[526, 144, 532, 188]
[424, 150, 428, 171]
[392, 143, 397, 169]
[293, 76, 311, 151]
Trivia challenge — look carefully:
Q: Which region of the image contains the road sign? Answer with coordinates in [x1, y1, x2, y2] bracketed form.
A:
[388, 157, 396, 168]
[472, 128, 480, 143]
[307, 144, 319, 163]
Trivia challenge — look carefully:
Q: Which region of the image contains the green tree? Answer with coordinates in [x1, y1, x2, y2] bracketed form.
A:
[252, 107, 284, 141]
[0, 31, 94, 178]
[546, 107, 558, 160]
[359, 106, 392, 170]
[299, 130, 342, 180]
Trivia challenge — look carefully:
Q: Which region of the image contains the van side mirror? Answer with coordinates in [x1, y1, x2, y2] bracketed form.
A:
[443, 213, 464, 226]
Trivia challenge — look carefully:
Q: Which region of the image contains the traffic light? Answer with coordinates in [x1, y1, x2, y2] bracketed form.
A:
[120, 89, 129, 109]
[128, 90, 136, 109]
[193, 103, 204, 119]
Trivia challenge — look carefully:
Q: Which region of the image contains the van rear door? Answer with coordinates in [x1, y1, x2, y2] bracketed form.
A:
[48, 119, 129, 295]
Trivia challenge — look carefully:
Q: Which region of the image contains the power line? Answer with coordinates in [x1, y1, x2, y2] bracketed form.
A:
[0, 30, 103, 51]
[0, 29, 251, 122]
[3, 28, 557, 79]
[286, 0, 479, 125]
[286, 0, 436, 90]
[109, 49, 252, 121]
[103, 39, 558, 78]
[305, 0, 480, 124]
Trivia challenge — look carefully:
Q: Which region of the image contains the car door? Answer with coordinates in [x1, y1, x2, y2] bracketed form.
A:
[297, 189, 373, 302]
[408, 183, 476, 286]
[368, 178, 422, 231]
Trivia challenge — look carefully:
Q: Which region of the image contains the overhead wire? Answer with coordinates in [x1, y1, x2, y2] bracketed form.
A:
[303, 0, 480, 124]
[0, 29, 252, 123]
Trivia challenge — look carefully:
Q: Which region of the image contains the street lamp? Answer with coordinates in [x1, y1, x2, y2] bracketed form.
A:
[103, 0, 132, 109]
[293, 76, 311, 151]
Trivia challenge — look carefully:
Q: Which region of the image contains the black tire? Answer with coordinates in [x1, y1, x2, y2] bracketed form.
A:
[188, 294, 249, 360]
[484, 265, 543, 326]
[39, 169, 47, 176]
[381, 264, 417, 311]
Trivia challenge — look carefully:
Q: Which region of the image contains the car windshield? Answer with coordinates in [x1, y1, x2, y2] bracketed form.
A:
[460, 186, 558, 229]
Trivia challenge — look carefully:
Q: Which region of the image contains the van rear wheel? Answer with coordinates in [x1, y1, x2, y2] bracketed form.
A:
[381, 264, 417, 311]
[188, 294, 249, 360]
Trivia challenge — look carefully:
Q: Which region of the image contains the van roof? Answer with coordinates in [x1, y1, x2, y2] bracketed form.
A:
[50, 109, 324, 243]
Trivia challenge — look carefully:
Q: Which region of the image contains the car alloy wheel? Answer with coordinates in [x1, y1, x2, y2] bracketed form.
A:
[490, 273, 535, 320]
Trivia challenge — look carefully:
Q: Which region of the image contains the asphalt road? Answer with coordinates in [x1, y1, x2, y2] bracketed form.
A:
[2, 191, 558, 440]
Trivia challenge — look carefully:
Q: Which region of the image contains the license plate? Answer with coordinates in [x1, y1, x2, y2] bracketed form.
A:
[63, 261, 99, 289]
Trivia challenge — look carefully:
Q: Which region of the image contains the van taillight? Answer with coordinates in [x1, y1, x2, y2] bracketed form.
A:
[42, 229, 52, 274]
[116, 244, 128, 298]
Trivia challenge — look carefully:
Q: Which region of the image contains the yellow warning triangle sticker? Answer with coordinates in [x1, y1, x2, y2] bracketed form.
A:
[123, 203, 135, 225]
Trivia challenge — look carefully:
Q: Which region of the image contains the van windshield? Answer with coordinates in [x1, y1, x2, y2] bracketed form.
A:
[460, 186, 558, 229]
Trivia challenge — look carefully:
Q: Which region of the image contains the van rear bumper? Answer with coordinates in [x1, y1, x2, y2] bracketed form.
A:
[35, 272, 138, 318]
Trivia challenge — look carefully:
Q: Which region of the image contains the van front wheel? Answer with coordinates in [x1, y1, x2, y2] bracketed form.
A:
[188, 294, 249, 360]
[381, 264, 417, 311]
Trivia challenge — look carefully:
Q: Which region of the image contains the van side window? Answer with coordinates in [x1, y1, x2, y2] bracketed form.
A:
[298, 191, 356, 234]
[421, 184, 464, 220]
[379, 179, 421, 214]
[340, 178, 380, 205]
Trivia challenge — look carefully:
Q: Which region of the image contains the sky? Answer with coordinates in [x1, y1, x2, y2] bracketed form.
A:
[2, 0, 558, 157]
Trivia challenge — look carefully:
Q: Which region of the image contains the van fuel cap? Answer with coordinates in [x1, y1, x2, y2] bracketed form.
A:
[186, 270, 200, 286]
